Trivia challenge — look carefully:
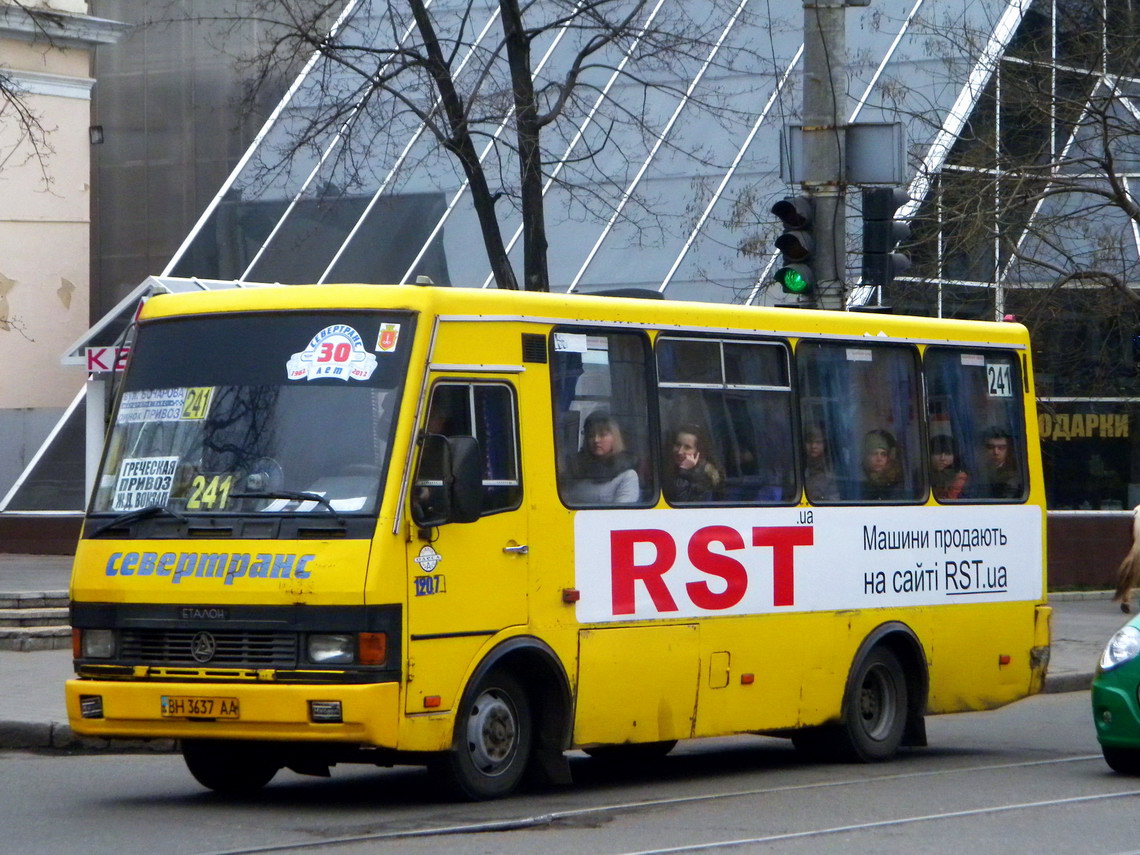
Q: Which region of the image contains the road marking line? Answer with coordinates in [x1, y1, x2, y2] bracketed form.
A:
[616, 789, 1140, 854]
[189, 754, 1111, 855]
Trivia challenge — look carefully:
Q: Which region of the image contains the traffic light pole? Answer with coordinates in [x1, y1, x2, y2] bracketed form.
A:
[800, 0, 847, 310]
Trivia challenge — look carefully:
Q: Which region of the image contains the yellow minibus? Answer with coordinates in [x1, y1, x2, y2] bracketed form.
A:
[66, 284, 1049, 799]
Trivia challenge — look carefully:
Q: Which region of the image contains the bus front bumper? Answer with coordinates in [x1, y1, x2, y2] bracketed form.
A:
[65, 678, 401, 746]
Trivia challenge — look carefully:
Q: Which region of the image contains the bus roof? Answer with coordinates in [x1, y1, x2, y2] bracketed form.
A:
[139, 283, 1030, 349]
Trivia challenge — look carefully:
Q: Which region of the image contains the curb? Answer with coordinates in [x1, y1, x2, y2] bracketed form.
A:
[1048, 590, 1114, 602]
[0, 720, 175, 754]
[1042, 672, 1094, 694]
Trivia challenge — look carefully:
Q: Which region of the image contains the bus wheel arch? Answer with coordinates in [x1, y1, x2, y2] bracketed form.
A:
[441, 637, 573, 798]
[793, 622, 928, 763]
[841, 623, 929, 758]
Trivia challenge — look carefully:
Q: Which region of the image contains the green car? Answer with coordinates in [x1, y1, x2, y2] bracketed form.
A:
[1093, 619, 1140, 773]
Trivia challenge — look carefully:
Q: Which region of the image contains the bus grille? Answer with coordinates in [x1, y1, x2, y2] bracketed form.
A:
[118, 630, 298, 667]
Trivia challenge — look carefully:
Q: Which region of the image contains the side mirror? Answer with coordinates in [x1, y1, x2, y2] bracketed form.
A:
[411, 434, 483, 527]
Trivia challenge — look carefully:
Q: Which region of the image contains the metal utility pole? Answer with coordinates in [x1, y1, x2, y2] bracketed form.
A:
[800, 0, 848, 310]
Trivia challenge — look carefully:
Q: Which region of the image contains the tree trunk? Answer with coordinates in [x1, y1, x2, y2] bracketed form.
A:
[409, 0, 518, 289]
[500, 0, 549, 292]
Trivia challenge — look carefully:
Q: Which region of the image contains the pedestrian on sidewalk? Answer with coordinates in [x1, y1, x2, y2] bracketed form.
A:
[1113, 504, 1140, 613]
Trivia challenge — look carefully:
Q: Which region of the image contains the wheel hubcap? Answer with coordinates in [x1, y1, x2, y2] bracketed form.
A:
[858, 664, 897, 741]
[466, 689, 517, 775]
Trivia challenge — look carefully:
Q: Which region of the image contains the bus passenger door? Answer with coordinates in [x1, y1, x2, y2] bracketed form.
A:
[404, 380, 529, 715]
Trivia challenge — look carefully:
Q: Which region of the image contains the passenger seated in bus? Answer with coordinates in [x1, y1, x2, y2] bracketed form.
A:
[663, 423, 723, 503]
[860, 429, 905, 500]
[981, 426, 1022, 499]
[930, 434, 968, 501]
[803, 424, 838, 502]
[561, 410, 640, 505]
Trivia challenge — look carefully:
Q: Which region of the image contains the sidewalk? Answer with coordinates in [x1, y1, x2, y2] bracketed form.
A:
[0, 554, 1128, 753]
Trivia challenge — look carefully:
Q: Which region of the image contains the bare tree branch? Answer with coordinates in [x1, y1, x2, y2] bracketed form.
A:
[156, 0, 770, 291]
[0, 1, 65, 191]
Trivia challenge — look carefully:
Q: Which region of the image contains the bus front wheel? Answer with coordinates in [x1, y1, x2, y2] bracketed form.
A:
[439, 669, 533, 800]
[182, 739, 279, 793]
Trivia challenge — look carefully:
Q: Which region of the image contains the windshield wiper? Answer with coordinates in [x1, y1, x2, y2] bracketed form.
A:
[90, 504, 187, 537]
[230, 490, 344, 522]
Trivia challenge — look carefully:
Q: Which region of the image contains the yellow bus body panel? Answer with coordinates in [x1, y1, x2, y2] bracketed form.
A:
[574, 624, 700, 744]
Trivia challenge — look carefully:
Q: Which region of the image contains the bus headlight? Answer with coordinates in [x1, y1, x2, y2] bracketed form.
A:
[1100, 625, 1140, 671]
[307, 634, 355, 664]
[81, 629, 116, 659]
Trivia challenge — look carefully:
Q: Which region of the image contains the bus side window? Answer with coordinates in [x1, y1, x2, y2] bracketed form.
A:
[423, 384, 470, 437]
[657, 337, 795, 505]
[924, 348, 1027, 502]
[551, 329, 654, 507]
[414, 382, 521, 520]
[797, 341, 925, 503]
[473, 385, 522, 512]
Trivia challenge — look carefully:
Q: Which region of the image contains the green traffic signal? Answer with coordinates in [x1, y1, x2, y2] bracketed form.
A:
[775, 263, 814, 294]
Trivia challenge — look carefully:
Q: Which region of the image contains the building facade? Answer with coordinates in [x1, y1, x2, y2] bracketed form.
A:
[4, 0, 1139, 574]
[0, 0, 126, 510]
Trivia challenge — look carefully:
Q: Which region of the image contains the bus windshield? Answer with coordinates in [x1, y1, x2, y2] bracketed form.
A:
[90, 310, 413, 522]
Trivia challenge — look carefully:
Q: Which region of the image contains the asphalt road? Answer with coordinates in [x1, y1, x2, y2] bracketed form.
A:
[3, 690, 1136, 855]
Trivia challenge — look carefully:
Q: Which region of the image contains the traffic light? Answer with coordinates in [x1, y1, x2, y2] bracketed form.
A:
[771, 194, 814, 295]
[861, 187, 911, 288]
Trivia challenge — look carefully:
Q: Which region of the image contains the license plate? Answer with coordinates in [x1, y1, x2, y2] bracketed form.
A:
[160, 695, 240, 719]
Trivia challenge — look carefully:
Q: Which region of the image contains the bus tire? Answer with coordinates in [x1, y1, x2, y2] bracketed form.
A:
[182, 739, 279, 793]
[440, 669, 533, 800]
[1103, 745, 1140, 775]
[583, 740, 677, 763]
[838, 646, 908, 762]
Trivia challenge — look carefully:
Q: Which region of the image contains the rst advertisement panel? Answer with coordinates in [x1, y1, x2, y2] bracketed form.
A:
[574, 506, 1042, 622]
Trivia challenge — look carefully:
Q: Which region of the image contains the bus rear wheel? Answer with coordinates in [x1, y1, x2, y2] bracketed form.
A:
[439, 669, 533, 800]
[182, 739, 280, 793]
[839, 646, 908, 762]
[792, 646, 908, 764]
